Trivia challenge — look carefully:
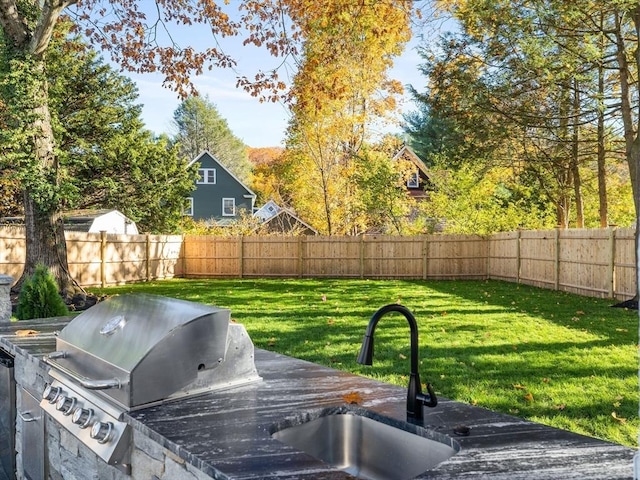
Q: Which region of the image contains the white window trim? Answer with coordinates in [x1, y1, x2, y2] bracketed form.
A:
[197, 168, 216, 184]
[222, 198, 236, 216]
[407, 171, 419, 188]
[184, 198, 194, 216]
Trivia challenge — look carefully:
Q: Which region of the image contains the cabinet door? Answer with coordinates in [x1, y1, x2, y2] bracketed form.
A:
[0, 351, 15, 480]
[19, 389, 43, 480]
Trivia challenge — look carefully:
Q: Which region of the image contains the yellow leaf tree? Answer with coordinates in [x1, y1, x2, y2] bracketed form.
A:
[283, 0, 413, 234]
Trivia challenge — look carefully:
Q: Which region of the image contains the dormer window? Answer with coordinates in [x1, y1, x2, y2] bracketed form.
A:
[197, 168, 216, 184]
[407, 171, 419, 188]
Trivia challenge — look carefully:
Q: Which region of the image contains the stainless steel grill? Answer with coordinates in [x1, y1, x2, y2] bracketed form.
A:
[39, 294, 261, 474]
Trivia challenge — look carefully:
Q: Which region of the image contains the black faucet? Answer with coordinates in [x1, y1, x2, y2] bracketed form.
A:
[357, 304, 437, 422]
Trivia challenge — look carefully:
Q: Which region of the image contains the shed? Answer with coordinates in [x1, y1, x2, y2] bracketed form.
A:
[63, 210, 139, 234]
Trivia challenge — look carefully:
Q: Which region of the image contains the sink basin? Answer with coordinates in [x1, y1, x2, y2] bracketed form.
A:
[271, 406, 459, 480]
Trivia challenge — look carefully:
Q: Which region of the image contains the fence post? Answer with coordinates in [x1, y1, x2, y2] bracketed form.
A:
[360, 236, 365, 279]
[181, 234, 186, 278]
[100, 230, 107, 288]
[145, 234, 151, 282]
[423, 236, 429, 280]
[485, 236, 490, 279]
[238, 236, 244, 279]
[298, 236, 304, 278]
[554, 228, 561, 291]
[516, 230, 521, 284]
[608, 227, 616, 298]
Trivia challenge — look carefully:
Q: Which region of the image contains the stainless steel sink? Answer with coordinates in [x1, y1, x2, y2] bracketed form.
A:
[271, 406, 459, 480]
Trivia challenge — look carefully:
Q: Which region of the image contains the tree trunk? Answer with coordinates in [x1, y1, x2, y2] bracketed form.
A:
[11, 58, 81, 299]
[613, 8, 640, 299]
[1, 0, 82, 299]
[21, 193, 78, 297]
[596, 12, 608, 228]
[571, 78, 584, 228]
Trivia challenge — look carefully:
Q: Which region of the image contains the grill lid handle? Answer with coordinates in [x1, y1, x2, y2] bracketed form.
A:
[44, 357, 126, 390]
[80, 378, 122, 390]
[46, 351, 68, 360]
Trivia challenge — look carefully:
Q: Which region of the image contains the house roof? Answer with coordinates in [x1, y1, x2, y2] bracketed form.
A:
[188, 150, 257, 199]
[391, 145, 430, 177]
[253, 200, 318, 235]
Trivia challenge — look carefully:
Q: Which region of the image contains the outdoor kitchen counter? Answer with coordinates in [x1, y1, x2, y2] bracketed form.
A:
[1, 319, 635, 479]
[128, 348, 635, 480]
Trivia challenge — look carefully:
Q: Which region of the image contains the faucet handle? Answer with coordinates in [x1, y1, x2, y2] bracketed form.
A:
[418, 383, 438, 408]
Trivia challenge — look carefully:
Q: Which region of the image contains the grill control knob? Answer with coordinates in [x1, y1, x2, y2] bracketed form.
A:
[71, 407, 94, 429]
[42, 384, 62, 404]
[55, 395, 77, 415]
[90, 421, 113, 444]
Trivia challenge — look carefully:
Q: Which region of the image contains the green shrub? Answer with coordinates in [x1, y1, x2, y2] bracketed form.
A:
[16, 264, 69, 320]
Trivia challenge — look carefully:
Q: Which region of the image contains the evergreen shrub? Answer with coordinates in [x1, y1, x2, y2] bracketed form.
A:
[16, 264, 69, 320]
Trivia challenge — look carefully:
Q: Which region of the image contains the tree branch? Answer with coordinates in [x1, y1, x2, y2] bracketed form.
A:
[29, 0, 78, 57]
[0, 0, 29, 48]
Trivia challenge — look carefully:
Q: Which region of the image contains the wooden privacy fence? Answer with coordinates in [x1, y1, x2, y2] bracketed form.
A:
[0, 226, 183, 287]
[488, 228, 636, 299]
[0, 226, 636, 300]
[182, 235, 487, 280]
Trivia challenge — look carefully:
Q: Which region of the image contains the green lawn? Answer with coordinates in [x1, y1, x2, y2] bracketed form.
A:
[90, 278, 639, 447]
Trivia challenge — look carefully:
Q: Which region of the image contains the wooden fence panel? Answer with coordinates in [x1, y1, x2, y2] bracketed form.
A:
[519, 230, 557, 289]
[487, 231, 519, 281]
[557, 229, 611, 298]
[182, 235, 240, 277]
[148, 235, 183, 280]
[426, 234, 486, 279]
[362, 236, 425, 278]
[65, 232, 103, 286]
[242, 236, 300, 277]
[303, 236, 361, 277]
[0, 226, 25, 280]
[614, 228, 636, 300]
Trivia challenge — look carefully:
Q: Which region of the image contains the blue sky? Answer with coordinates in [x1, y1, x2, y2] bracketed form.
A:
[118, 5, 434, 148]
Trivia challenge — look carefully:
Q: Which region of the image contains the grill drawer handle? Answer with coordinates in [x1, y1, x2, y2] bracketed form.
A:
[19, 411, 40, 423]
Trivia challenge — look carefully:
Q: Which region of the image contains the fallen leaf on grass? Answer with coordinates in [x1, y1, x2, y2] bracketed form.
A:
[399, 353, 407, 360]
[343, 391, 363, 405]
[16, 330, 39, 336]
[513, 384, 527, 390]
[611, 412, 626, 424]
[553, 404, 566, 410]
[523, 392, 534, 402]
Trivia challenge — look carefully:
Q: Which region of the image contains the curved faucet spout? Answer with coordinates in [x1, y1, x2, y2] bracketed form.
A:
[357, 304, 437, 422]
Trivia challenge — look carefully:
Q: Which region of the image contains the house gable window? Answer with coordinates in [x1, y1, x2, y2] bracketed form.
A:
[197, 168, 216, 184]
[407, 171, 419, 188]
[222, 198, 236, 216]
[184, 198, 194, 216]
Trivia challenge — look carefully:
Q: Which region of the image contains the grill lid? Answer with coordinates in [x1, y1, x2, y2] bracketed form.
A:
[44, 294, 260, 410]
[57, 293, 229, 372]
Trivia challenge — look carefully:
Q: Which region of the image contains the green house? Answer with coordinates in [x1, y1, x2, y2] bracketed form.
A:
[186, 151, 256, 225]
